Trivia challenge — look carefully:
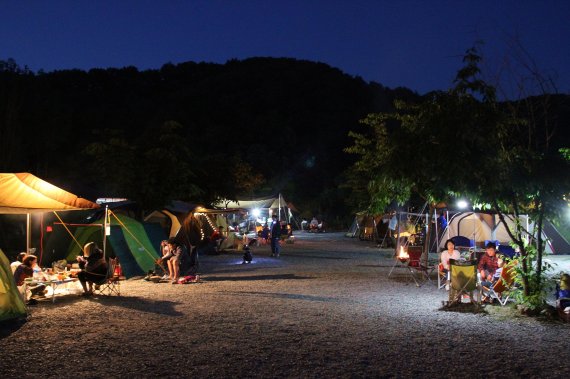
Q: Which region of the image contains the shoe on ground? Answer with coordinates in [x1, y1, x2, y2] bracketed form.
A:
[445, 284, 450, 291]
[161, 275, 169, 280]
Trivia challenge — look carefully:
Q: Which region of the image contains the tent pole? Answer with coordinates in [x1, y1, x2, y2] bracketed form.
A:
[103, 205, 108, 259]
[26, 213, 31, 254]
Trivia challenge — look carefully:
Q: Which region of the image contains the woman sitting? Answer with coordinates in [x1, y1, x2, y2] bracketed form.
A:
[13, 254, 47, 303]
[440, 239, 461, 290]
[76, 242, 108, 296]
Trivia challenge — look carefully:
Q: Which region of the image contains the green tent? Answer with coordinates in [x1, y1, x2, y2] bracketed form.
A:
[64, 214, 162, 278]
[0, 249, 27, 322]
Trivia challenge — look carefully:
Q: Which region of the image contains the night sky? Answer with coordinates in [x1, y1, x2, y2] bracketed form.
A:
[2, 1, 569, 96]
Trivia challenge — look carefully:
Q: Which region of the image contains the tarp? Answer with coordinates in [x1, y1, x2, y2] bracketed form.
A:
[0, 248, 27, 322]
[220, 194, 288, 210]
[217, 194, 294, 223]
[0, 173, 99, 214]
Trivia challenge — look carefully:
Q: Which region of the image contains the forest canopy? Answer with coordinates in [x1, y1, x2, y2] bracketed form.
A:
[0, 57, 418, 224]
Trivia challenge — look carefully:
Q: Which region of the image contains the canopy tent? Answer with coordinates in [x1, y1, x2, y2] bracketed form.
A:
[438, 212, 555, 254]
[217, 194, 294, 224]
[0, 173, 99, 254]
[0, 248, 26, 322]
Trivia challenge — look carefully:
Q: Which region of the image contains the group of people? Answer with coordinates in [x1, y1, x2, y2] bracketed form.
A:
[440, 239, 505, 294]
[9, 241, 109, 302]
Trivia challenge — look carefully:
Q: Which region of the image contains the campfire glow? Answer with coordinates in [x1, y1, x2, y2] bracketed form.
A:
[398, 246, 409, 261]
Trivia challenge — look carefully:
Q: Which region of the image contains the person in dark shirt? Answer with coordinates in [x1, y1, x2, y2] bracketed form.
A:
[270, 214, 282, 257]
[76, 242, 108, 296]
[13, 254, 47, 302]
[478, 242, 499, 282]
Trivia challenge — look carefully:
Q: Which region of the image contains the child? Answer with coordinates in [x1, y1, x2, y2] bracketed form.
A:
[242, 245, 253, 264]
[481, 255, 504, 289]
[557, 273, 570, 312]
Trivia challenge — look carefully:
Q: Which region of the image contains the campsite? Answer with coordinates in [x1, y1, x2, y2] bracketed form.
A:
[1, 232, 569, 378]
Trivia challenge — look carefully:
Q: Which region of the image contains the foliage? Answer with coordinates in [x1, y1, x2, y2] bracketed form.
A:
[510, 245, 555, 311]
[0, 57, 419, 222]
[346, 44, 570, 303]
[83, 121, 202, 212]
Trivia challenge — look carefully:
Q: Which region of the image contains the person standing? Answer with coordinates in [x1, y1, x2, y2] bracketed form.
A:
[270, 214, 282, 257]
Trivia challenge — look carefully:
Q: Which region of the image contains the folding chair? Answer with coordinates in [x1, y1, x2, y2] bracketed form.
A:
[93, 258, 121, 296]
[406, 246, 436, 286]
[437, 262, 448, 290]
[446, 259, 481, 307]
[481, 260, 517, 306]
[389, 246, 435, 287]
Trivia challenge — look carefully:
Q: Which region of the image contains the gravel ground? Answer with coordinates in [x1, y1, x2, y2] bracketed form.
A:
[1, 232, 569, 378]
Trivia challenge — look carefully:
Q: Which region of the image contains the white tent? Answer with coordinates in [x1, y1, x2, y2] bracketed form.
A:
[439, 212, 554, 254]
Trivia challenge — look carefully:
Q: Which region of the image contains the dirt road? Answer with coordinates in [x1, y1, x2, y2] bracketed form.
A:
[1, 232, 569, 378]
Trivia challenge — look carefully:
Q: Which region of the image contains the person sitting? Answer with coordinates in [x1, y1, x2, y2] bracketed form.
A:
[10, 252, 27, 273]
[478, 242, 500, 283]
[481, 255, 504, 288]
[242, 245, 253, 264]
[440, 239, 461, 290]
[76, 242, 108, 296]
[165, 238, 189, 284]
[309, 217, 319, 232]
[557, 273, 570, 313]
[13, 254, 47, 303]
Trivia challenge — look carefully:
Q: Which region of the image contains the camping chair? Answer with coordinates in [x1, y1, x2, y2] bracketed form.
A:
[482, 261, 517, 306]
[406, 246, 436, 286]
[93, 258, 121, 296]
[446, 259, 481, 307]
[437, 261, 448, 290]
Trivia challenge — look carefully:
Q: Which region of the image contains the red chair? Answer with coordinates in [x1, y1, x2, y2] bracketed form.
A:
[405, 246, 436, 287]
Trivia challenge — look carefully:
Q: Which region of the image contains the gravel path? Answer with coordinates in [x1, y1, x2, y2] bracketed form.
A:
[1, 232, 569, 378]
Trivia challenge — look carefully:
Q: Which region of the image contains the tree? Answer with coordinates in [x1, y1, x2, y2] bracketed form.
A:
[346, 45, 570, 309]
[83, 121, 202, 215]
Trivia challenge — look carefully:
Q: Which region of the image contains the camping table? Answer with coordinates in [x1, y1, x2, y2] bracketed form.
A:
[25, 277, 80, 303]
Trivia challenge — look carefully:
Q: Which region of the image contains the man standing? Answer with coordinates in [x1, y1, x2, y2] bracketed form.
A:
[270, 214, 282, 257]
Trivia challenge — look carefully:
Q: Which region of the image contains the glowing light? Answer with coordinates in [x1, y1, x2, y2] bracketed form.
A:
[252, 208, 261, 218]
[398, 246, 409, 261]
[457, 200, 469, 209]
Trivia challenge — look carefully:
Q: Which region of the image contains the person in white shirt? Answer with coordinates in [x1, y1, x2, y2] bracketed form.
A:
[10, 252, 26, 273]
